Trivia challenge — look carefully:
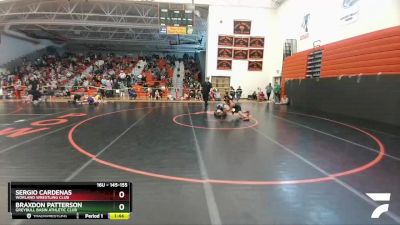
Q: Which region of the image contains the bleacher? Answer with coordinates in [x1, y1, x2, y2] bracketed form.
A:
[0, 52, 201, 101]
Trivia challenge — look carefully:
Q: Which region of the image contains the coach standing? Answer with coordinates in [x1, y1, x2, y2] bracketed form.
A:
[201, 77, 212, 108]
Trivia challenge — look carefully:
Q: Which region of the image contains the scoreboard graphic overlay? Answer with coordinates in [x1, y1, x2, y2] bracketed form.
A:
[8, 182, 132, 220]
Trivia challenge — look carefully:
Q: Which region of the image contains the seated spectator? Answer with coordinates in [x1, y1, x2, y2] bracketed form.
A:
[155, 89, 160, 100]
[258, 91, 266, 101]
[23, 93, 33, 103]
[94, 93, 102, 102]
[275, 95, 290, 105]
[189, 89, 195, 99]
[1, 52, 202, 101]
[214, 89, 221, 101]
[128, 88, 137, 100]
[147, 87, 153, 100]
[252, 91, 257, 100]
[196, 90, 202, 100]
[87, 95, 95, 105]
[183, 92, 189, 100]
[71, 94, 82, 104]
[167, 94, 175, 101]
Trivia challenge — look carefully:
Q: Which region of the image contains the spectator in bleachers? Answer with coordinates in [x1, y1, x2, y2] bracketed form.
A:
[15, 78, 22, 99]
[1, 52, 201, 101]
[196, 89, 202, 101]
[147, 87, 153, 100]
[155, 89, 160, 100]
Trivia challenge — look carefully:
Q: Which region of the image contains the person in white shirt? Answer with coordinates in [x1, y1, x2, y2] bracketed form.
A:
[155, 89, 160, 100]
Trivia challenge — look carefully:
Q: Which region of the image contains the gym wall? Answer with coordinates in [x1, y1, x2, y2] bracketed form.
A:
[206, 5, 283, 97]
[285, 75, 400, 126]
[282, 26, 400, 126]
[277, 0, 400, 52]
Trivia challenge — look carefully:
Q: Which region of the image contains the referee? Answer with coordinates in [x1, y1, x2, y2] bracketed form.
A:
[201, 77, 212, 108]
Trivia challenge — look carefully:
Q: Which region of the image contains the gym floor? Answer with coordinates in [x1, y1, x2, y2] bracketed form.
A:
[0, 101, 399, 225]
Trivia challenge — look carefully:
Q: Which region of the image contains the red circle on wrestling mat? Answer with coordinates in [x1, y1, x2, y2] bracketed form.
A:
[68, 107, 385, 186]
[172, 111, 258, 130]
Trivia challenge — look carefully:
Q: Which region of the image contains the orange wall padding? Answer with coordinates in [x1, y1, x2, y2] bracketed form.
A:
[281, 25, 400, 93]
[323, 50, 400, 65]
[282, 50, 311, 79]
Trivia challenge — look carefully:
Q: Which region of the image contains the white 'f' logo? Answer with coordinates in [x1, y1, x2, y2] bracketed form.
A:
[366, 193, 391, 218]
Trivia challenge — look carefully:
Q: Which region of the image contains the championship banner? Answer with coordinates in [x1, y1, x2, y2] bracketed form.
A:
[249, 37, 265, 48]
[167, 26, 187, 35]
[218, 35, 234, 46]
[234, 20, 251, 35]
[234, 37, 249, 47]
[217, 60, 232, 70]
[248, 61, 263, 71]
[217, 48, 233, 59]
[233, 49, 248, 60]
[249, 49, 264, 60]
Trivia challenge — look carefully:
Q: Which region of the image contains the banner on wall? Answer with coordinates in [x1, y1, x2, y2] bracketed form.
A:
[217, 48, 233, 59]
[218, 35, 234, 46]
[248, 61, 263, 71]
[217, 60, 232, 70]
[249, 37, 265, 48]
[340, 0, 361, 25]
[233, 49, 248, 60]
[249, 49, 264, 60]
[300, 13, 310, 40]
[234, 20, 251, 35]
[234, 37, 249, 47]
